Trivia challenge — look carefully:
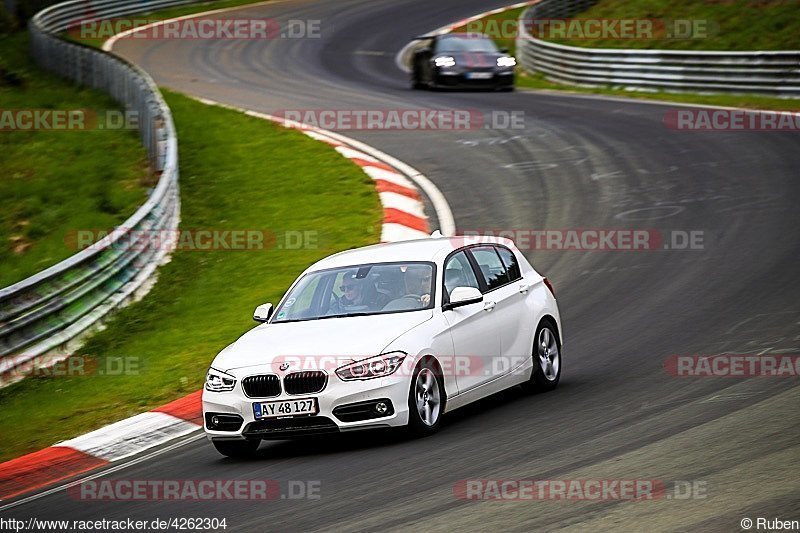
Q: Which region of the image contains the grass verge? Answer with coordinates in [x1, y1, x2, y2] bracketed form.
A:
[0, 89, 382, 462]
[0, 31, 150, 287]
[542, 0, 800, 51]
[453, 5, 800, 111]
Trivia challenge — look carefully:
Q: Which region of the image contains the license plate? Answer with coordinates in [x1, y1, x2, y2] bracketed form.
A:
[253, 398, 318, 419]
[467, 72, 493, 79]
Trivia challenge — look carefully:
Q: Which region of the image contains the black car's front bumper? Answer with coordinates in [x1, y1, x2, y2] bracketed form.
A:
[433, 68, 514, 89]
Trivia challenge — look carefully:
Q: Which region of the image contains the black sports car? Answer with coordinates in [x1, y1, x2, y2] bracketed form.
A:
[410, 33, 516, 91]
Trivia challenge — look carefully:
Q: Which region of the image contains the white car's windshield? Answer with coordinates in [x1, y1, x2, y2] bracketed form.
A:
[271, 262, 436, 322]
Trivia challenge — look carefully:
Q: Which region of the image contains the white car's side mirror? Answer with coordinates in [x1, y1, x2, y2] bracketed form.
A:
[443, 287, 483, 311]
[253, 303, 273, 323]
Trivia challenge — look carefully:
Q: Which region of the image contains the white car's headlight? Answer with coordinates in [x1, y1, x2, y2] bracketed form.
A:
[497, 56, 516, 68]
[205, 368, 236, 392]
[335, 352, 407, 381]
[434, 56, 456, 68]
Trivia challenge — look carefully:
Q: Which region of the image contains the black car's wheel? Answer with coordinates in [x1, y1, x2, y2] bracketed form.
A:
[212, 439, 260, 458]
[522, 319, 561, 392]
[407, 357, 445, 435]
[411, 63, 425, 90]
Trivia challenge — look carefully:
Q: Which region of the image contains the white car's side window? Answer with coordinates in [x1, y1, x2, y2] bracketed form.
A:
[496, 245, 522, 282]
[470, 246, 511, 291]
[443, 251, 480, 299]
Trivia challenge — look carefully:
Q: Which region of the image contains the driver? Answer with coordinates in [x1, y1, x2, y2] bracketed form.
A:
[331, 271, 388, 313]
[404, 266, 432, 306]
[338, 272, 366, 309]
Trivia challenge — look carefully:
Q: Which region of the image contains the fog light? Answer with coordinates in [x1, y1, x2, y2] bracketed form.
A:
[375, 402, 388, 415]
[211, 416, 220, 427]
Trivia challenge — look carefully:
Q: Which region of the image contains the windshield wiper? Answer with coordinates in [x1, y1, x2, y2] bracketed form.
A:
[319, 312, 373, 320]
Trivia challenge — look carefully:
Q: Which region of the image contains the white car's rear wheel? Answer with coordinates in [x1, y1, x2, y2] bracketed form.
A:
[523, 320, 561, 392]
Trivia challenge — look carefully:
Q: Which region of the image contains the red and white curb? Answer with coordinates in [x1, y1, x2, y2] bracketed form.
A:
[190, 97, 454, 242]
[301, 131, 429, 242]
[0, 391, 202, 501]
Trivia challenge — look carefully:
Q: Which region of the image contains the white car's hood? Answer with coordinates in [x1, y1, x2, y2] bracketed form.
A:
[213, 311, 433, 373]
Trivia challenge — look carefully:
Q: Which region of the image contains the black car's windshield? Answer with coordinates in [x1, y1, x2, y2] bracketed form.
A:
[271, 262, 436, 323]
[435, 35, 499, 53]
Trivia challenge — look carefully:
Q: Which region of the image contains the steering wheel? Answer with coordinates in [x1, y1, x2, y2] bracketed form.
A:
[401, 294, 426, 307]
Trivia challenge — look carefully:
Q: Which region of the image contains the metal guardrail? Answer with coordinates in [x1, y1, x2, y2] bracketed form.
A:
[516, 0, 800, 97]
[0, 0, 197, 385]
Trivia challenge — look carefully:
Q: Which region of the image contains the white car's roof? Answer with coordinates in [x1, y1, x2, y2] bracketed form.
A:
[307, 234, 515, 272]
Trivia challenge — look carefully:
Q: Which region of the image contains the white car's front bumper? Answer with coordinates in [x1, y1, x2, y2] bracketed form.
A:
[203, 371, 411, 441]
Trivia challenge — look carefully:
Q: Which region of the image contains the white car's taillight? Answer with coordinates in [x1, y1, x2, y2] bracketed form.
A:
[543, 277, 556, 298]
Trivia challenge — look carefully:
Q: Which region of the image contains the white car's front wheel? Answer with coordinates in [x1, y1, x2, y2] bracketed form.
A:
[407, 358, 444, 435]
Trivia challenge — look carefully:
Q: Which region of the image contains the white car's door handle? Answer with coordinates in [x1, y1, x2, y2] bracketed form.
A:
[483, 301, 496, 311]
[519, 283, 531, 293]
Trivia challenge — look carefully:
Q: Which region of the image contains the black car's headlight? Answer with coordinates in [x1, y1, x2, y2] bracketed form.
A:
[496, 56, 516, 68]
[205, 368, 236, 392]
[434, 56, 456, 68]
[335, 352, 407, 381]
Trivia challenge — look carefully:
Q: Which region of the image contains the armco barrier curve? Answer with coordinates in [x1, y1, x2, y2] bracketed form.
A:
[515, 0, 800, 97]
[0, 0, 200, 386]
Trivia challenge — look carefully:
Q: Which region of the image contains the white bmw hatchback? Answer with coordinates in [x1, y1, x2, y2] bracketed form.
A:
[203, 234, 562, 457]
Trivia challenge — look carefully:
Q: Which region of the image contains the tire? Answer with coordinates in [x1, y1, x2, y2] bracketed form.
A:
[522, 320, 561, 392]
[407, 357, 445, 435]
[411, 63, 425, 90]
[212, 439, 260, 458]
